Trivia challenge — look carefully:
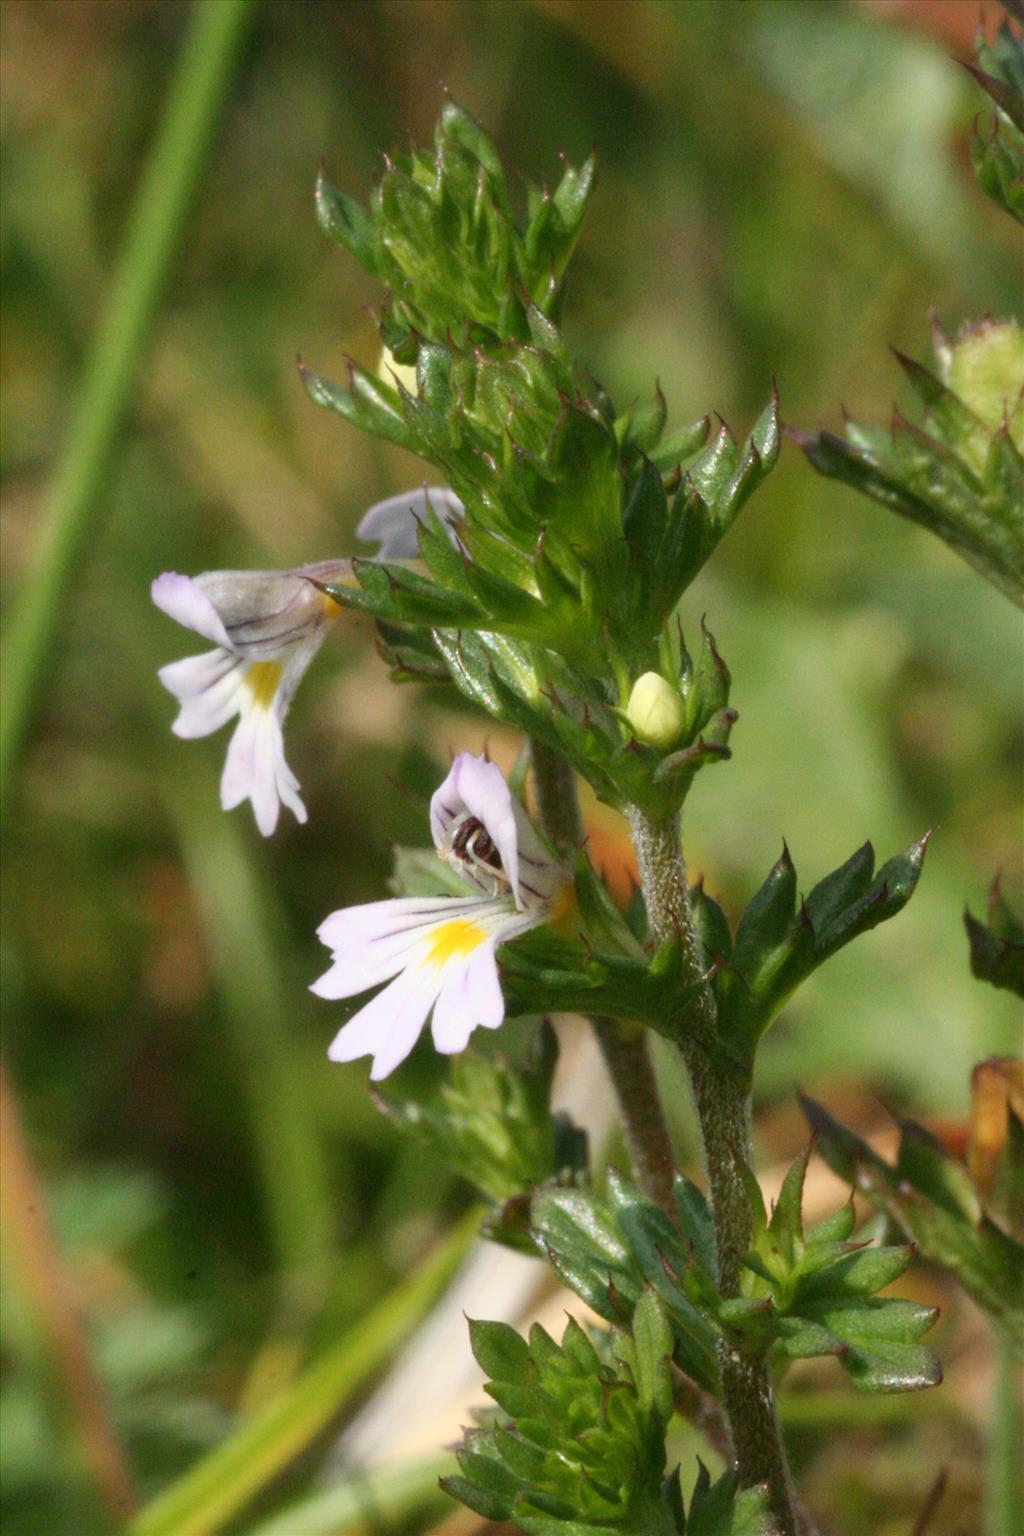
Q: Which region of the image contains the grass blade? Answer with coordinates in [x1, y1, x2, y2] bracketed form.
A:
[125, 1209, 479, 1536]
[247, 1454, 452, 1536]
[0, 0, 255, 817]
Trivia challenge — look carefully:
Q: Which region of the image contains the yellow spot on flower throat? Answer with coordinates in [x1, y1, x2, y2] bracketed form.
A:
[245, 661, 282, 709]
[425, 918, 486, 967]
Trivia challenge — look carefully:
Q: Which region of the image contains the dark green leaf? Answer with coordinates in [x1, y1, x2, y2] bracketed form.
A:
[631, 1289, 674, 1423]
[315, 169, 379, 269]
[469, 1319, 532, 1385]
[801, 1093, 1024, 1354]
[732, 845, 797, 978]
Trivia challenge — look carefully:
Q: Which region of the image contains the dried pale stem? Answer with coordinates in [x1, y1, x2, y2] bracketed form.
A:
[528, 739, 678, 1216]
[627, 806, 800, 1536]
[0, 1062, 138, 1522]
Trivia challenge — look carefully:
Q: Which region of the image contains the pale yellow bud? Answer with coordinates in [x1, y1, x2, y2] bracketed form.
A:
[378, 345, 419, 397]
[625, 671, 686, 749]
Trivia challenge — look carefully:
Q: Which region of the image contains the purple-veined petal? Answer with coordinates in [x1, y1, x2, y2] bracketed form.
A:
[160, 653, 246, 739]
[153, 563, 347, 835]
[327, 965, 438, 1080]
[314, 896, 513, 1002]
[430, 753, 521, 899]
[315, 760, 567, 1075]
[316, 893, 502, 952]
[152, 573, 232, 648]
[507, 801, 567, 906]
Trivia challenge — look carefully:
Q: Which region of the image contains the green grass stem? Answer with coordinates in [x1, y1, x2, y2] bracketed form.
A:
[125, 1209, 478, 1536]
[247, 1454, 453, 1536]
[164, 761, 334, 1284]
[0, 0, 255, 820]
[985, 1338, 1024, 1536]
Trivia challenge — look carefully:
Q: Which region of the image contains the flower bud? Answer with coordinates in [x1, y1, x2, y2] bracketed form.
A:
[379, 344, 419, 396]
[940, 317, 1024, 439]
[626, 671, 687, 749]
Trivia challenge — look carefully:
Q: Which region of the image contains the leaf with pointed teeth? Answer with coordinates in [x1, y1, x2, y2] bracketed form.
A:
[716, 834, 930, 1061]
[650, 414, 712, 470]
[799, 315, 1024, 603]
[531, 1176, 721, 1395]
[445, 1309, 688, 1530]
[966, 877, 1024, 997]
[315, 168, 379, 269]
[801, 1093, 1024, 1353]
[731, 845, 797, 980]
[300, 359, 419, 451]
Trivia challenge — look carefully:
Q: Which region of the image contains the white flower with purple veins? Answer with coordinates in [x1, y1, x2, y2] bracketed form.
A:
[152, 563, 352, 836]
[356, 487, 465, 559]
[312, 752, 570, 1080]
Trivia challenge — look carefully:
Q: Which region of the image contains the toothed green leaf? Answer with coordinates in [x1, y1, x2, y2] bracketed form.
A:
[802, 1093, 1024, 1355]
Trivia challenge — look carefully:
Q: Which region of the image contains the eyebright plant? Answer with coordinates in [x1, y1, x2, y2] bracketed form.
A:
[150, 74, 1023, 1536]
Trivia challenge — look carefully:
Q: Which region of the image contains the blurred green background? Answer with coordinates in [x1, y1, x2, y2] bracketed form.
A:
[2, 2, 1021, 1534]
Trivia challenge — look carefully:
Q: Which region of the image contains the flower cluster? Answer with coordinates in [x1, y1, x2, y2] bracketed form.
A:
[153, 526, 567, 1076]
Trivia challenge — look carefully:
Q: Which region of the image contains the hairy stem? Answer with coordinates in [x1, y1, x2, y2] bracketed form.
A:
[592, 1018, 678, 1215]
[627, 806, 799, 1536]
[530, 738, 585, 852]
[528, 739, 678, 1214]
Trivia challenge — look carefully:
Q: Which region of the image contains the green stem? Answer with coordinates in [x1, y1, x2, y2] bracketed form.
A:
[528, 739, 678, 1214]
[985, 1334, 1024, 1536]
[0, 0, 255, 820]
[627, 805, 798, 1536]
[530, 737, 585, 852]
[592, 1018, 678, 1215]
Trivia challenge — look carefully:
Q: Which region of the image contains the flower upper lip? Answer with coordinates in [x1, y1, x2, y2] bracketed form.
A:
[430, 751, 568, 912]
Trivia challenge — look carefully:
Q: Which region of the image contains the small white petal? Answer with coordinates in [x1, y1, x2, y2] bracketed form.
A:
[357, 487, 465, 559]
[270, 716, 307, 825]
[220, 703, 282, 836]
[163, 654, 247, 739]
[158, 648, 235, 702]
[310, 927, 426, 1000]
[463, 941, 506, 1030]
[152, 573, 232, 648]
[430, 941, 504, 1054]
[430, 753, 521, 900]
[327, 966, 437, 1079]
